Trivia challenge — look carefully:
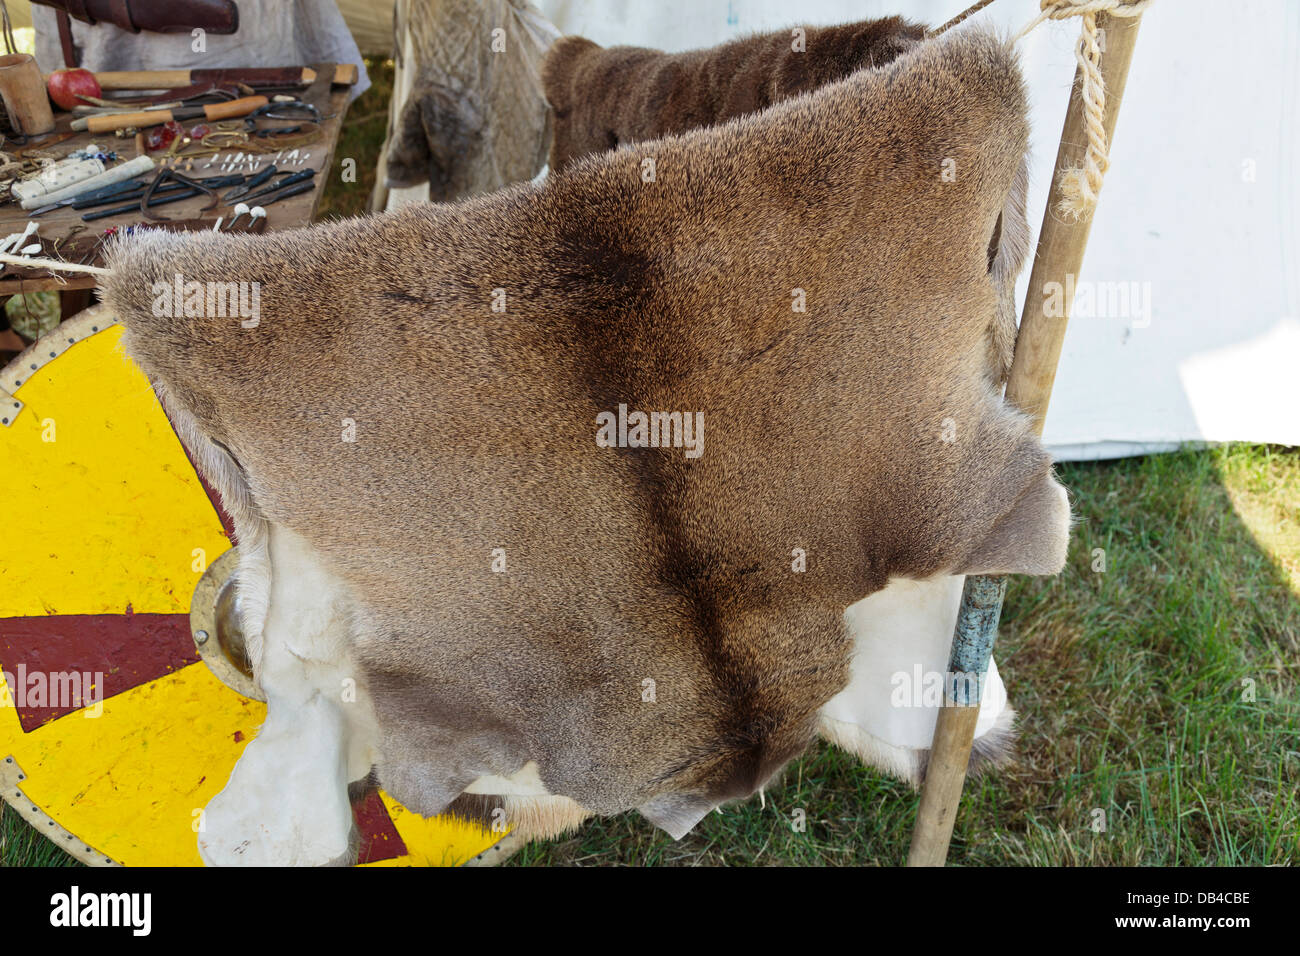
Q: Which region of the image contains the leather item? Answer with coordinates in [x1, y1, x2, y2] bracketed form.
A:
[56, 10, 78, 67]
[33, 0, 239, 36]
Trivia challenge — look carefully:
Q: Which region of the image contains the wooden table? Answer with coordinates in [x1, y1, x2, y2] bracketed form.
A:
[0, 63, 353, 297]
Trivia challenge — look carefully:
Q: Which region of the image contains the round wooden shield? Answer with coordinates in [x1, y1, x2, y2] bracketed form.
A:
[0, 308, 501, 866]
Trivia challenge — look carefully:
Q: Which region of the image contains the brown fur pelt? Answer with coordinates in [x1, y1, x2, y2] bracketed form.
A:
[103, 27, 1067, 839]
[542, 16, 926, 173]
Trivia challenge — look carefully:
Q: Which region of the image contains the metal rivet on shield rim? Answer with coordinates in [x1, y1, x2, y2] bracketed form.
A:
[196, 629, 210, 644]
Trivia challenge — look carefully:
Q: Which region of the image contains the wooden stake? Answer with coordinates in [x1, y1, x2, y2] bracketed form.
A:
[906, 10, 1145, 867]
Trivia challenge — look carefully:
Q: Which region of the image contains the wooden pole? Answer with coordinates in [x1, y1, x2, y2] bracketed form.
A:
[906, 10, 1145, 867]
[1007, 12, 1147, 435]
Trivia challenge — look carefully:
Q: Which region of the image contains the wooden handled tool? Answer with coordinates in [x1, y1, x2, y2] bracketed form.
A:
[50, 65, 359, 92]
[80, 96, 267, 133]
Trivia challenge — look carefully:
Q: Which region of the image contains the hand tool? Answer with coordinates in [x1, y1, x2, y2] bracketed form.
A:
[223, 203, 251, 232]
[139, 168, 234, 220]
[237, 168, 314, 204]
[228, 206, 268, 234]
[75, 96, 268, 134]
[251, 100, 323, 123]
[29, 175, 150, 215]
[250, 178, 316, 208]
[221, 164, 277, 203]
[82, 187, 203, 222]
[71, 173, 245, 211]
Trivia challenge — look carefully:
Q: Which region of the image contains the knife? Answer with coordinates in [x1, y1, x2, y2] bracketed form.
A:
[75, 96, 269, 134]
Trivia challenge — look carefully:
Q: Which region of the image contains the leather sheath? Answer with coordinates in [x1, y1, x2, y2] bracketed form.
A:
[32, 0, 239, 35]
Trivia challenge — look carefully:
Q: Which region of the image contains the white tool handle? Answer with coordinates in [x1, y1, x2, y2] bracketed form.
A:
[11, 158, 106, 202]
[20, 155, 156, 210]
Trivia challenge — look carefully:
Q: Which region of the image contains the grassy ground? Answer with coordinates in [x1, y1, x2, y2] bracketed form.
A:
[3, 61, 1296, 866]
[316, 58, 397, 221]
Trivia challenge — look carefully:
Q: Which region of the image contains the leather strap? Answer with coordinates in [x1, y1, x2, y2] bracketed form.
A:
[64, 0, 95, 23]
[56, 9, 79, 67]
[33, 0, 239, 35]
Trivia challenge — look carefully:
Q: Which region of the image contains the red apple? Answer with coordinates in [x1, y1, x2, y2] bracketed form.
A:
[47, 68, 102, 111]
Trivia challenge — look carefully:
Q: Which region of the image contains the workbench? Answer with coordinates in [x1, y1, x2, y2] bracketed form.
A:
[0, 62, 353, 297]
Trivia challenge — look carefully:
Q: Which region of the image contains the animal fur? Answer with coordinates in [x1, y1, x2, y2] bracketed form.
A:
[541, 16, 1022, 384]
[103, 26, 1067, 851]
[542, 16, 925, 173]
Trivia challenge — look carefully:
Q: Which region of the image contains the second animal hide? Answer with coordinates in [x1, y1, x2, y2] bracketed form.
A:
[541, 16, 925, 172]
[103, 28, 1067, 847]
[541, 14, 1021, 386]
[382, 0, 557, 200]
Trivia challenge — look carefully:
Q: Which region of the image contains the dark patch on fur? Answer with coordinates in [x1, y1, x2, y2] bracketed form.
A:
[443, 792, 505, 831]
[387, 82, 486, 195]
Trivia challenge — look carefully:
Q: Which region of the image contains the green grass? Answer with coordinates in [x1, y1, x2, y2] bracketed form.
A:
[4, 66, 1297, 865]
[316, 58, 397, 221]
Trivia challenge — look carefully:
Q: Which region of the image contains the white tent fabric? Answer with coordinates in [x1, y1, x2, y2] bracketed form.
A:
[30, 0, 371, 100]
[536, 0, 1300, 462]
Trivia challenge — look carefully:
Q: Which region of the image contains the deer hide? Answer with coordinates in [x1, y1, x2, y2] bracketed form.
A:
[541, 15, 1020, 381]
[541, 16, 925, 173]
[102, 26, 1067, 844]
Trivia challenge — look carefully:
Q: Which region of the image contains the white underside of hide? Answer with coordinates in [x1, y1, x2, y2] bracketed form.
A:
[198, 525, 379, 867]
[817, 575, 1011, 785]
[197, 536, 1011, 862]
[464, 761, 551, 796]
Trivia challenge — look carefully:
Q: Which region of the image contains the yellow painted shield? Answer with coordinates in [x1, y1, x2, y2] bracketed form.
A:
[0, 308, 501, 866]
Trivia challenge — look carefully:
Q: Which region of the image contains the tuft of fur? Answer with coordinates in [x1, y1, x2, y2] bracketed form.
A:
[102, 27, 1065, 839]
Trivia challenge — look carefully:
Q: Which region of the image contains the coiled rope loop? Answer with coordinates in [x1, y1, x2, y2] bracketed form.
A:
[937, 0, 1153, 220]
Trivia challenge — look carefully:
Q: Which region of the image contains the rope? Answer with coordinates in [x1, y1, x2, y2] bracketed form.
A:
[1018, 1, 1152, 219]
[0, 253, 111, 277]
[932, 0, 1152, 220]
